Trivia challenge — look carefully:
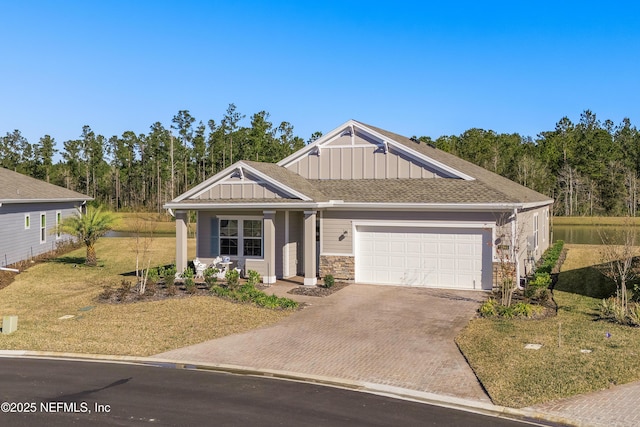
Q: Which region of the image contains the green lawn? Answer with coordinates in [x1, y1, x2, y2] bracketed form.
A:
[456, 244, 640, 408]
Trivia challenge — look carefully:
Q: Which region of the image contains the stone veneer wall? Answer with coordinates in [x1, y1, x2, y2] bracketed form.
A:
[492, 261, 517, 292]
[320, 255, 355, 280]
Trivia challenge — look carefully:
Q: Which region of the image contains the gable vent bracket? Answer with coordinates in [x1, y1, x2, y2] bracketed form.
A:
[349, 124, 355, 145]
[238, 166, 245, 180]
[383, 140, 388, 154]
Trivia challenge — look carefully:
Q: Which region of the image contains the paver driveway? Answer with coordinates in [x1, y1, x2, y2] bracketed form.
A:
[156, 284, 490, 402]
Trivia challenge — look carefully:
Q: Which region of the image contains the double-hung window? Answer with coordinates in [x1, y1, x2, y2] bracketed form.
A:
[220, 219, 239, 256]
[533, 213, 539, 250]
[40, 213, 46, 244]
[243, 220, 262, 256]
[219, 218, 263, 257]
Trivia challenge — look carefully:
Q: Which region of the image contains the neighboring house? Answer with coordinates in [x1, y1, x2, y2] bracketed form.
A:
[0, 167, 92, 267]
[165, 120, 553, 290]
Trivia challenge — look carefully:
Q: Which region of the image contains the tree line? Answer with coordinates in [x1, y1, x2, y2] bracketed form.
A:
[2, 108, 639, 216]
[419, 110, 640, 217]
[0, 104, 313, 212]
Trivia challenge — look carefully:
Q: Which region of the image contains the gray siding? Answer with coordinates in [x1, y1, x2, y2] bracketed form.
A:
[195, 181, 290, 200]
[289, 211, 303, 276]
[321, 210, 500, 255]
[286, 132, 448, 180]
[0, 202, 80, 267]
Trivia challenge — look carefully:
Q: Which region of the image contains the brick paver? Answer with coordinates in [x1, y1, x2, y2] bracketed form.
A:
[528, 380, 640, 427]
[156, 284, 491, 402]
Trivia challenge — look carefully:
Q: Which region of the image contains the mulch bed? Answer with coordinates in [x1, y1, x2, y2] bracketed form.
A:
[98, 280, 212, 304]
[287, 281, 350, 297]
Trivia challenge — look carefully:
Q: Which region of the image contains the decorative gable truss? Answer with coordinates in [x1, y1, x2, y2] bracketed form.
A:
[278, 120, 474, 181]
[175, 162, 312, 202]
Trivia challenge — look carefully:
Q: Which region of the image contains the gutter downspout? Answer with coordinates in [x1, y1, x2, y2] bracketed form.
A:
[512, 208, 522, 290]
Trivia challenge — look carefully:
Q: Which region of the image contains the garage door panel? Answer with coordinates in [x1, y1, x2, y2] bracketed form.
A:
[355, 226, 490, 290]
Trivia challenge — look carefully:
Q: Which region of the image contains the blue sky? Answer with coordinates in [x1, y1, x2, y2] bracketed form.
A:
[2, 1, 639, 150]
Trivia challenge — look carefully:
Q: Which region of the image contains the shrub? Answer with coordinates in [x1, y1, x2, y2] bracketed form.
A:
[226, 269, 240, 289]
[526, 272, 552, 300]
[184, 277, 196, 294]
[247, 270, 261, 287]
[204, 268, 218, 289]
[628, 303, 640, 326]
[98, 284, 114, 301]
[512, 302, 538, 318]
[497, 304, 516, 319]
[116, 280, 132, 301]
[479, 299, 498, 317]
[182, 267, 194, 279]
[324, 274, 335, 289]
[165, 265, 177, 287]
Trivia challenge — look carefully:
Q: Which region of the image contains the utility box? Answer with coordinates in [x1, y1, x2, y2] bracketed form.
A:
[2, 316, 18, 334]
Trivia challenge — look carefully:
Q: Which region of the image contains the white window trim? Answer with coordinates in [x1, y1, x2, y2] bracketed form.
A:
[218, 216, 264, 259]
[533, 213, 539, 250]
[56, 210, 62, 239]
[25, 213, 31, 230]
[40, 212, 46, 244]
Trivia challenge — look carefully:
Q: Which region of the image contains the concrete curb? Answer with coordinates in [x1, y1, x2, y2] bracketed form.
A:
[0, 350, 576, 426]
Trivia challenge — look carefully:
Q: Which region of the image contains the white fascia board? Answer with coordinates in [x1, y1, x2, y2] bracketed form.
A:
[353, 123, 475, 181]
[163, 202, 321, 210]
[519, 200, 554, 210]
[322, 202, 520, 211]
[278, 119, 358, 168]
[0, 197, 92, 204]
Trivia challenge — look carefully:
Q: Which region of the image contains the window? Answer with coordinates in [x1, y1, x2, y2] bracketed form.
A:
[243, 220, 262, 256]
[40, 213, 46, 244]
[220, 219, 238, 256]
[25, 214, 30, 230]
[219, 218, 263, 257]
[56, 211, 62, 239]
[533, 213, 539, 250]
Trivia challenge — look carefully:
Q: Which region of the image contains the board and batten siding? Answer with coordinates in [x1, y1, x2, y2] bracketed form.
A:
[321, 210, 500, 255]
[0, 202, 79, 267]
[194, 180, 290, 200]
[286, 132, 449, 180]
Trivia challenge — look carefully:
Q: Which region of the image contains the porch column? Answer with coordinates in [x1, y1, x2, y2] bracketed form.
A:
[263, 210, 276, 284]
[175, 210, 188, 274]
[303, 210, 317, 286]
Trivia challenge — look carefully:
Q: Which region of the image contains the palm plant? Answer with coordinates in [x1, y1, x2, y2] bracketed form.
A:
[59, 206, 116, 266]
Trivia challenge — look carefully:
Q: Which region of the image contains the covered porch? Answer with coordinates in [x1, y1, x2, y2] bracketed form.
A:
[174, 209, 318, 286]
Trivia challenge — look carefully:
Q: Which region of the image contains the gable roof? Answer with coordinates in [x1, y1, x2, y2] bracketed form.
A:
[0, 167, 92, 204]
[356, 121, 551, 205]
[166, 120, 553, 210]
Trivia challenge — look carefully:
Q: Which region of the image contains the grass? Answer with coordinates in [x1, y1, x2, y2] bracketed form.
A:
[553, 216, 640, 226]
[110, 212, 178, 235]
[0, 237, 293, 356]
[457, 244, 640, 408]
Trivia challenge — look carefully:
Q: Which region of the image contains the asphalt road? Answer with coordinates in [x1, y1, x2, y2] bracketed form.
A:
[0, 357, 545, 426]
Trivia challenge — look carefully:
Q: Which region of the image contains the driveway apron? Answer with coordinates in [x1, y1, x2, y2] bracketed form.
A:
[156, 284, 490, 402]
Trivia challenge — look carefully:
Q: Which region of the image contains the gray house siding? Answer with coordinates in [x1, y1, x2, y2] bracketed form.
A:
[286, 132, 449, 180]
[0, 202, 79, 267]
[321, 210, 500, 255]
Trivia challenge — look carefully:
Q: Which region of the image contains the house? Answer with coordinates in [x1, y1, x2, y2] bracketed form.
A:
[165, 120, 553, 290]
[0, 167, 92, 267]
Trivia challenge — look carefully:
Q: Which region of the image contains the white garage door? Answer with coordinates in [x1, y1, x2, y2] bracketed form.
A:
[355, 226, 491, 290]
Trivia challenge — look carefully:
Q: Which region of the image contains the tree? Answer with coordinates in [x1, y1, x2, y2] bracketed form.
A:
[598, 218, 639, 323]
[59, 207, 116, 266]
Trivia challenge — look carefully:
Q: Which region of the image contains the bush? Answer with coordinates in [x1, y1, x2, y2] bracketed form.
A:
[204, 268, 218, 289]
[512, 302, 541, 318]
[184, 277, 196, 294]
[182, 267, 195, 279]
[479, 299, 498, 317]
[324, 274, 335, 289]
[246, 270, 261, 287]
[226, 269, 240, 289]
[164, 266, 176, 286]
[116, 280, 132, 301]
[98, 284, 114, 301]
[210, 281, 298, 310]
[525, 272, 552, 300]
